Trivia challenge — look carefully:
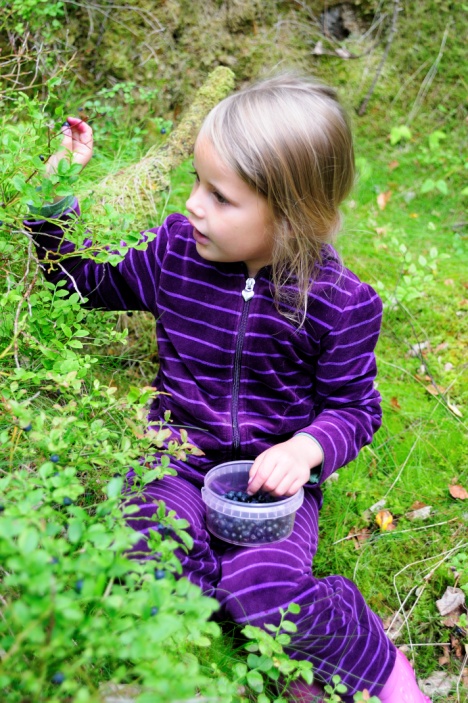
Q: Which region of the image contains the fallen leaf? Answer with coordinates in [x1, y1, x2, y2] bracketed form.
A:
[425, 383, 446, 396]
[460, 298, 468, 306]
[444, 362, 454, 371]
[410, 501, 427, 510]
[377, 190, 392, 210]
[438, 644, 451, 666]
[442, 605, 464, 628]
[368, 498, 387, 514]
[390, 396, 401, 410]
[436, 586, 466, 616]
[449, 484, 468, 500]
[406, 506, 432, 521]
[407, 341, 429, 357]
[346, 526, 372, 549]
[435, 342, 449, 352]
[383, 612, 405, 641]
[388, 160, 399, 170]
[444, 279, 455, 286]
[447, 402, 463, 418]
[419, 671, 459, 697]
[375, 227, 387, 235]
[409, 212, 419, 218]
[375, 510, 395, 531]
[450, 634, 464, 660]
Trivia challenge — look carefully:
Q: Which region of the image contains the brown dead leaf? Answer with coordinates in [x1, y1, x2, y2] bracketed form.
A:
[407, 506, 432, 521]
[411, 501, 427, 510]
[390, 396, 401, 410]
[425, 384, 447, 396]
[442, 605, 464, 628]
[438, 644, 451, 666]
[377, 190, 392, 210]
[444, 279, 455, 286]
[435, 342, 449, 352]
[375, 510, 395, 531]
[375, 227, 387, 236]
[449, 484, 468, 500]
[383, 612, 405, 641]
[346, 526, 372, 549]
[450, 634, 464, 660]
[388, 160, 399, 170]
[460, 298, 468, 306]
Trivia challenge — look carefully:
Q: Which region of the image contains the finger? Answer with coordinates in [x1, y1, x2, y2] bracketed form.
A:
[247, 453, 267, 493]
[255, 465, 287, 496]
[247, 459, 277, 495]
[272, 475, 297, 498]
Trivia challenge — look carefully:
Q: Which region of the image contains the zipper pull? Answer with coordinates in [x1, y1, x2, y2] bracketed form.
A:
[242, 277, 255, 302]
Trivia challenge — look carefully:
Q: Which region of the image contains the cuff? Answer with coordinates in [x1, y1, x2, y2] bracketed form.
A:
[294, 432, 324, 484]
[27, 194, 75, 220]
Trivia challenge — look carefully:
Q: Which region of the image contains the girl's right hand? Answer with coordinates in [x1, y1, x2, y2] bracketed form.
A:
[46, 116, 94, 177]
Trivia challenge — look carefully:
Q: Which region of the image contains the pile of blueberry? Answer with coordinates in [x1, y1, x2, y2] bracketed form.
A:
[221, 490, 276, 504]
[207, 489, 293, 545]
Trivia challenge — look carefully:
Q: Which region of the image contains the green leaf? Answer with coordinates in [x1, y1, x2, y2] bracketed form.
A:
[281, 620, 297, 633]
[435, 179, 448, 195]
[246, 670, 263, 693]
[420, 178, 435, 193]
[287, 602, 301, 614]
[276, 633, 291, 646]
[68, 519, 83, 544]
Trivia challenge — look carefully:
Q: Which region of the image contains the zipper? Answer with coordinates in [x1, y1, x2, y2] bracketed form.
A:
[231, 277, 255, 459]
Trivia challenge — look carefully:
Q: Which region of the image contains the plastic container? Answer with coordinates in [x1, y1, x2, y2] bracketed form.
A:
[201, 460, 304, 547]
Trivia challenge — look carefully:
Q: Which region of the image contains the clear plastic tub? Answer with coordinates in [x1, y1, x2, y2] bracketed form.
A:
[201, 460, 304, 547]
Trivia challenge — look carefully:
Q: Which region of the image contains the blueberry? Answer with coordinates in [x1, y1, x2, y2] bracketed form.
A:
[78, 107, 83, 112]
[51, 672, 65, 684]
[50, 557, 59, 564]
[50, 454, 60, 463]
[63, 497, 73, 506]
[160, 127, 167, 134]
[150, 606, 159, 616]
[39, 154, 45, 162]
[75, 579, 84, 593]
[0, 504, 4, 513]
[23, 423, 32, 432]
[154, 569, 165, 580]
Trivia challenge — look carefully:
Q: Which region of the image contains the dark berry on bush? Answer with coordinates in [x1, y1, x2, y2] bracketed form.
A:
[51, 672, 65, 684]
[23, 423, 32, 432]
[150, 606, 159, 616]
[39, 154, 45, 161]
[154, 569, 165, 580]
[75, 579, 84, 593]
[50, 557, 59, 564]
[161, 127, 167, 134]
[0, 504, 4, 512]
[63, 497, 73, 506]
[50, 454, 60, 463]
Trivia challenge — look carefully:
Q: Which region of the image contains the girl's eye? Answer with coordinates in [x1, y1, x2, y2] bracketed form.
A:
[213, 191, 228, 205]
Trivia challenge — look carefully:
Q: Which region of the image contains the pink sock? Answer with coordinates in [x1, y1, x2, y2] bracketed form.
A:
[379, 649, 432, 703]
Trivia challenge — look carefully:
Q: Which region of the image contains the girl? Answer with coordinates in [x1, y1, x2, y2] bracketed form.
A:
[27, 75, 430, 703]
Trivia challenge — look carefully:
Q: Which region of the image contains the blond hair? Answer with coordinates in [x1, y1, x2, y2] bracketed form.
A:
[198, 74, 355, 325]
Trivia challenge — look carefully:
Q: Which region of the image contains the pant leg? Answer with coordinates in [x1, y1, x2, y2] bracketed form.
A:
[216, 487, 396, 699]
[125, 473, 220, 598]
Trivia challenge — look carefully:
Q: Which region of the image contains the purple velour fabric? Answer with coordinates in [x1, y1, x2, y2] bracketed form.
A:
[27, 201, 396, 697]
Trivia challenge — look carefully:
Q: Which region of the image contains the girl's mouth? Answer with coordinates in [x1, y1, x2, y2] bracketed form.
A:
[192, 227, 210, 245]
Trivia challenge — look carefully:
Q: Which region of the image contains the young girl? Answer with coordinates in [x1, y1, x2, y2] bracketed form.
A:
[27, 75, 430, 703]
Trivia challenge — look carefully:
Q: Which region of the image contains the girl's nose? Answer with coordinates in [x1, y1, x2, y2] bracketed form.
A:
[186, 189, 204, 219]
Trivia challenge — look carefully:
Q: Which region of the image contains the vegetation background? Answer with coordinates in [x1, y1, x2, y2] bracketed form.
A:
[0, 1, 467, 701]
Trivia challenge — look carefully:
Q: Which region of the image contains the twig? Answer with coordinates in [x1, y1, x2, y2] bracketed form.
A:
[356, 0, 401, 116]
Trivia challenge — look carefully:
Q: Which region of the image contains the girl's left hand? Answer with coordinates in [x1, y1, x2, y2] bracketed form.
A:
[247, 435, 324, 497]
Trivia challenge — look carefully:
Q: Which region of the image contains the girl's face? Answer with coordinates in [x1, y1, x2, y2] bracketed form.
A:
[186, 136, 274, 277]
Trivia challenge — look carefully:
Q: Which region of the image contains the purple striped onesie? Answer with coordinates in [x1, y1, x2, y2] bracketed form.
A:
[29, 203, 396, 698]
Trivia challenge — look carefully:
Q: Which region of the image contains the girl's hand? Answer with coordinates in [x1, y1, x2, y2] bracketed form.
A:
[247, 435, 324, 497]
[46, 116, 94, 177]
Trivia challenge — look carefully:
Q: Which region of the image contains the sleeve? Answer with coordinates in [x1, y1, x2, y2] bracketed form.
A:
[24, 199, 170, 313]
[294, 283, 383, 485]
